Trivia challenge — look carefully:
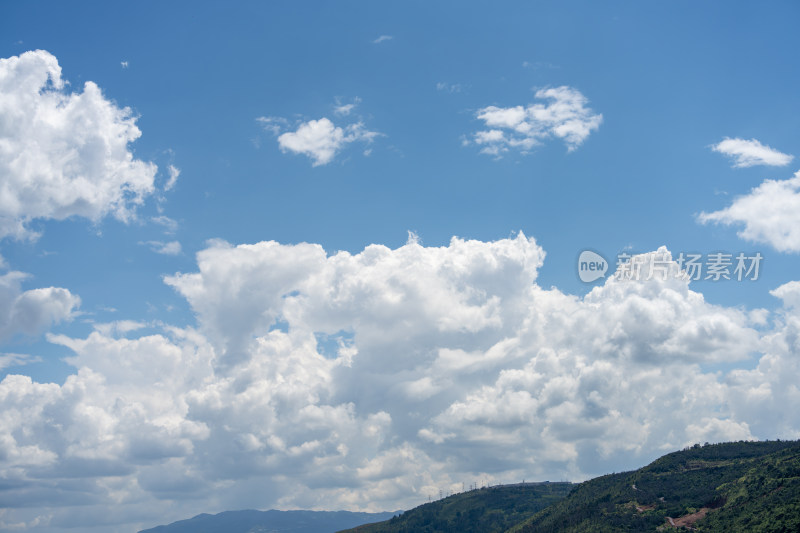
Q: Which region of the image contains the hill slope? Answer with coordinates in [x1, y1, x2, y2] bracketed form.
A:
[338, 482, 573, 533]
[138, 509, 399, 533]
[511, 440, 800, 533]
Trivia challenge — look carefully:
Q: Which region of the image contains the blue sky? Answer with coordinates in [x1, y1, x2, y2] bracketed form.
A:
[1, 2, 800, 531]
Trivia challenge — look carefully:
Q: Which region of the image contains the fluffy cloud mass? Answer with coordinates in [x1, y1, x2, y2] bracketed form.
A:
[259, 107, 380, 166]
[0, 50, 158, 240]
[471, 86, 602, 156]
[712, 137, 794, 168]
[1, 234, 798, 531]
[699, 170, 800, 252]
[0, 269, 80, 341]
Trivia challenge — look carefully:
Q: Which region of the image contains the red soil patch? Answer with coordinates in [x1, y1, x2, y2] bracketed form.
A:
[664, 507, 712, 529]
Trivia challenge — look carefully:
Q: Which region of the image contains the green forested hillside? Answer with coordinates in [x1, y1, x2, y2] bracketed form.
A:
[342, 441, 800, 533]
[338, 482, 573, 533]
[512, 440, 800, 533]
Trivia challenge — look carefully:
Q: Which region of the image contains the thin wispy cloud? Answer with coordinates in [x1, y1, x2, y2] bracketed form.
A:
[334, 96, 361, 116]
[152, 215, 178, 233]
[256, 115, 289, 136]
[372, 35, 393, 44]
[0, 352, 42, 370]
[522, 60, 559, 70]
[712, 137, 793, 168]
[436, 82, 463, 93]
[165, 165, 180, 191]
[140, 240, 182, 255]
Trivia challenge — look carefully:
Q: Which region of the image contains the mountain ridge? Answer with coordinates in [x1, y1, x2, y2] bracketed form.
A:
[137, 509, 399, 533]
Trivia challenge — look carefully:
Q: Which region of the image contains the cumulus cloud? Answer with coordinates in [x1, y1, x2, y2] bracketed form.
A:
[0, 50, 159, 240]
[276, 118, 380, 166]
[2, 235, 800, 531]
[279, 119, 379, 166]
[712, 137, 793, 168]
[699, 170, 800, 252]
[471, 86, 602, 156]
[0, 270, 80, 341]
[258, 105, 381, 167]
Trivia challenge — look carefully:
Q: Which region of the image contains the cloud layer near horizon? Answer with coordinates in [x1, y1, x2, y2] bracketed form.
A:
[2, 234, 798, 532]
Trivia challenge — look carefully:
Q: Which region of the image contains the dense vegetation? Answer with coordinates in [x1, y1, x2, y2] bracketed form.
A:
[339, 482, 573, 533]
[512, 440, 800, 532]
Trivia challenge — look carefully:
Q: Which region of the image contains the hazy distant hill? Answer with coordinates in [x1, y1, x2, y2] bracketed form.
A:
[138, 509, 399, 533]
[511, 440, 800, 532]
[338, 482, 573, 533]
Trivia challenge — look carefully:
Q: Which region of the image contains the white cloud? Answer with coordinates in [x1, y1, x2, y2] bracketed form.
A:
[771, 280, 800, 309]
[334, 97, 361, 116]
[3, 235, 800, 531]
[277, 118, 380, 166]
[152, 215, 178, 233]
[0, 50, 159, 240]
[372, 35, 393, 44]
[0, 352, 42, 370]
[436, 82, 463, 94]
[0, 270, 80, 341]
[120, 61, 129, 69]
[258, 107, 381, 167]
[91, 319, 147, 337]
[165, 165, 180, 191]
[141, 240, 182, 255]
[255, 115, 289, 136]
[712, 137, 793, 168]
[471, 86, 602, 156]
[698, 170, 800, 252]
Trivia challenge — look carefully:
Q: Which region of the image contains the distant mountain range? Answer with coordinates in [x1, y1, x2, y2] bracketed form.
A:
[142, 440, 800, 533]
[137, 509, 398, 533]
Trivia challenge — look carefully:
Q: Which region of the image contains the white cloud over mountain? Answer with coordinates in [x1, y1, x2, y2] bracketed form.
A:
[471, 86, 602, 156]
[712, 137, 794, 168]
[2, 234, 797, 531]
[0, 50, 159, 240]
[699, 170, 800, 252]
